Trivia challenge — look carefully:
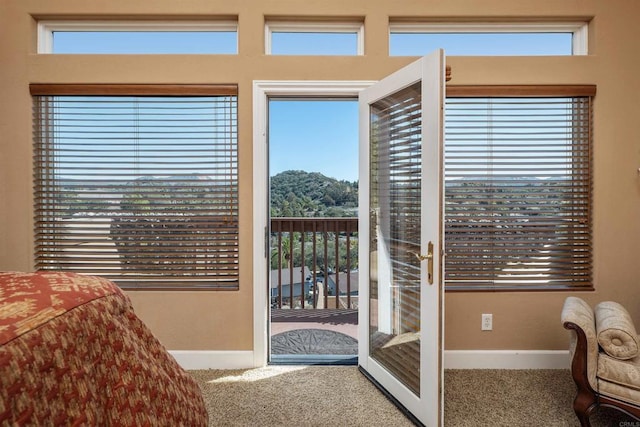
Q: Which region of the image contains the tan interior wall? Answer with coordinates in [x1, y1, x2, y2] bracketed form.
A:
[1, 0, 639, 352]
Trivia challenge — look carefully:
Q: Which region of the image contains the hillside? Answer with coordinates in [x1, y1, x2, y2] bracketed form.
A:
[270, 170, 358, 217]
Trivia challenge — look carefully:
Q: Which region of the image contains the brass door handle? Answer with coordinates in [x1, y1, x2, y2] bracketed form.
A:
[408, 251, 432, 262]
[408, 241, 434, 285]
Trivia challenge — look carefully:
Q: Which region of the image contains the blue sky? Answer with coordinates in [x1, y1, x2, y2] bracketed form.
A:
[271, 33, 357, 55]
[269, 99, 359, 182]
[390, 32, 572, 56]
[53, 32, 237, 54]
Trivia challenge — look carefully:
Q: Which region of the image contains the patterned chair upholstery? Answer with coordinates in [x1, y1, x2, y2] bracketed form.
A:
[562, 296, 640, 426]
[0, 271, 208, 426]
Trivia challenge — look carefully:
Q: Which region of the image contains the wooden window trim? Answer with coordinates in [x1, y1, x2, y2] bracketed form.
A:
[447, 84, 596, 97]
[29, 84, 238, 97]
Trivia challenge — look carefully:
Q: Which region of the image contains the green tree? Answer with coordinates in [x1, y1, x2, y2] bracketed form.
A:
[270, 170, 358, 217]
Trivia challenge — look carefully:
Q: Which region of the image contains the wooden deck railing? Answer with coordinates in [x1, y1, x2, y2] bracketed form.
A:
[270, 217, 358, 310]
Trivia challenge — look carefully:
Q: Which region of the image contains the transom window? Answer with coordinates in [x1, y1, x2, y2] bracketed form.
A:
[31, 84, 239, 290]
[265, 21, 364, 55]
[38, 21, 238, 54]
[390, 22, 588, 56]
[444, 85, 595, 290]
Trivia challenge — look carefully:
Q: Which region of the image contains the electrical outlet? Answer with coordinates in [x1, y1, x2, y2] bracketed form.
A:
[482, 313, 493, 331]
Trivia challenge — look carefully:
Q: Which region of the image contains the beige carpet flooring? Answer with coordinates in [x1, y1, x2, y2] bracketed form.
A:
[190, 367, 636, 426]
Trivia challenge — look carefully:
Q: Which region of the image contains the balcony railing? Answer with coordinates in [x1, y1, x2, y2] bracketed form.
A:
[270, 217, 358, 310]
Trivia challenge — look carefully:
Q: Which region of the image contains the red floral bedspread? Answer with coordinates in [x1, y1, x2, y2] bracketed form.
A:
[0, 271, 208, 426]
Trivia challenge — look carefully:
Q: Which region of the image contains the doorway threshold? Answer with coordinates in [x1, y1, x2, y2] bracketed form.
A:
[270, 354, 358, 366]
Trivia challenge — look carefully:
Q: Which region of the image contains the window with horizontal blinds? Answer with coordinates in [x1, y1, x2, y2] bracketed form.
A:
[32, 85, 239, 290]
[444, 87, 593, 290]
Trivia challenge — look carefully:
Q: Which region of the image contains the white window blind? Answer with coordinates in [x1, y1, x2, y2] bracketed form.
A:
[444, 86, 594, 290]
[31, 84, 239, 290]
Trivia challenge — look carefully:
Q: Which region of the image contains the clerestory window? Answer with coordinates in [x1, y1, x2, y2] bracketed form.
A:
[31, 84, 239, 290]
[265, 21, 364, 55]
[389, 22, 588, 56]
[37, 21, 238, 54]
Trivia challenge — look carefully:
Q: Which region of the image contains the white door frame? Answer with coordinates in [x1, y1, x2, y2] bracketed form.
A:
[252, 80, 375, 367]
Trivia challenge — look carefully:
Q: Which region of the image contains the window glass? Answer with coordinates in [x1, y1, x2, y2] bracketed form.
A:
[52, 31, 237, 54]
[390, 32, 573, 56]
[270, 32, 359, 55]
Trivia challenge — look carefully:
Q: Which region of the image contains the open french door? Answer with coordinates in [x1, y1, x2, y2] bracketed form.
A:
[358, 50, 445, 426]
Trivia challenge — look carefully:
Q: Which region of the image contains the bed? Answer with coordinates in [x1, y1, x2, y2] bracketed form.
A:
[0, 271, 207, 426]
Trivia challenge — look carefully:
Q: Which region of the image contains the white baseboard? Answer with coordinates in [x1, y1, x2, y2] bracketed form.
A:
[170, 349, 570, 370]
[444, 350, 570, 369]
[169, 350, 255, 370]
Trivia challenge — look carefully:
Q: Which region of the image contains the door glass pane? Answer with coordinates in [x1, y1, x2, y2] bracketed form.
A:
[369, 82, 422, 396]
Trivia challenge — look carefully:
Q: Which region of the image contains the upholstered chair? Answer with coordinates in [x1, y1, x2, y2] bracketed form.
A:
[562, 296, 640, 426]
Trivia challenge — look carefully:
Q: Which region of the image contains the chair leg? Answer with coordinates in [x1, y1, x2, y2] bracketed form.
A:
[575, 410, 591, 427]
[574, 390, 596, 427]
